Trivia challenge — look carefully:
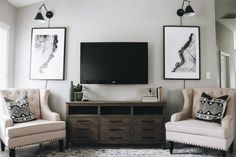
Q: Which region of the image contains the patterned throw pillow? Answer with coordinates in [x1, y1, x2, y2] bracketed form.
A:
[4, 95, 36, 123]
[196, 92, 229, 123]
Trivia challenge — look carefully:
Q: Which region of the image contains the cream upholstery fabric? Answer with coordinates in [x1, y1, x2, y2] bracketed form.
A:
[0, 89, 65, 149]
[6, 120, 65, 138]
[166, 118, 229, 139]
[165, 88, 236, 151]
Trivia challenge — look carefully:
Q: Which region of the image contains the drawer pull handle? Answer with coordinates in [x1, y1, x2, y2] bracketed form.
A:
[142, 137, 154, 140]
[110, 121, 122, 123]
[77, 128, 90, 131]
[77, 120, 90, 123]
[109, 137, 122, 139]
[110, 129, 123, 131]
[143, 128, 155, 131]
[142, 120, 154, 123]
[77, 136, 89, 139]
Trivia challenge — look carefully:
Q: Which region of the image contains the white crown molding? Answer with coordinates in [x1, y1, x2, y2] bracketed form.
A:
[6, 0, 44, 8]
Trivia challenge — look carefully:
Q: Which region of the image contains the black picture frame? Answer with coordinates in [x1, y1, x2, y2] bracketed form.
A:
[163, 25, 201, 80]
[30, 27, 66, 80]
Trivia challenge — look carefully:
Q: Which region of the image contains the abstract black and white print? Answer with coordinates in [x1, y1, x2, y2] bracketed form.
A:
[30, 28, 66, 80]
[164, 26, 200, 80]
[172, 33, 196, 73]
[34, 34, 58, 73]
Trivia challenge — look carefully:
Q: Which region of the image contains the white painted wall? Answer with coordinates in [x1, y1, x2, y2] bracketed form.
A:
[14, 0, 218, 120]
[0, 0, 16, 87]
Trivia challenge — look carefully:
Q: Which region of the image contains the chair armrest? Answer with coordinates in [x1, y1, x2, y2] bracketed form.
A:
[221, 114, 232, 129]
[40, 89, 60, 121]
[0, 113, 13, 128]
[171, 110, 191, 122]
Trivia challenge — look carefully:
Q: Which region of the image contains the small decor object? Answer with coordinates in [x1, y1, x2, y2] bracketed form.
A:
[4, 95, 36, 123]
[163, 26, 200, 80]
[73, 83, 83, 101]
[196, 92, 229, 123]
[156, 87, 163, 102]
[30, 27, 66, 80]
[142, 88, 158, 102]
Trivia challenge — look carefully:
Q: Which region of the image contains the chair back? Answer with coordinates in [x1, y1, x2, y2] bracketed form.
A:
[191, 88, 236, 119]
[0, 89, 41, 119]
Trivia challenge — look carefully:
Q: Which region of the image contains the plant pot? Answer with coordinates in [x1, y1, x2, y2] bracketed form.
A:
[74, 92, 83, 101]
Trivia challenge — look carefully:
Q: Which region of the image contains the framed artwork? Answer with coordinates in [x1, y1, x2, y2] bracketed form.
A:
[163, 26, 200, 80]
[30, 27, 66, 80]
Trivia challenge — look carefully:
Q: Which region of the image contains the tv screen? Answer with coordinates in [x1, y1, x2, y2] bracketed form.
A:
[80, 42, 148, 84]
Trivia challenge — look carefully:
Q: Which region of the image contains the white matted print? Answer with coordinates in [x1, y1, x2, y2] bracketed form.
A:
[163, 26, 200, 80]
[30, 28, 66, 80]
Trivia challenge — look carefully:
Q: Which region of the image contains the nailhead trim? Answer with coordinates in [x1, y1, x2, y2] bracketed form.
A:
[9, 138, 65, 149]
[168, 139, 227, 151]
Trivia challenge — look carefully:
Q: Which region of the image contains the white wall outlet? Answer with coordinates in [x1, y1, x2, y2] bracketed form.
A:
[206, 72, 211, 79]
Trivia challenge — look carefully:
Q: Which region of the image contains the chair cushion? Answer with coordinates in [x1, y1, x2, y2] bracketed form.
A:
[6, 119, 65, 138]
[196, 92, 229, 123]
[4, 95, 36, 123]
[165, 118, 229, 139]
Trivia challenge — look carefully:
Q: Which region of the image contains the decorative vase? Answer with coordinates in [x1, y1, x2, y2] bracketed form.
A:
[74, 92, 83, 101]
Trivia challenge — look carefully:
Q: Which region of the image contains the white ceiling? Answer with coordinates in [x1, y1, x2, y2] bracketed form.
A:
[215, 0, 236, 31]
[7, 0, 44, 8]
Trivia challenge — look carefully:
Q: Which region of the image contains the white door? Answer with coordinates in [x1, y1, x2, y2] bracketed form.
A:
[220, 52, 230, 88]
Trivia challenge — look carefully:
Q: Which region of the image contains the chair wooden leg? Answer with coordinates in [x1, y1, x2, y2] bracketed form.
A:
[220, 150, 227, 157]
[168, 141, 174, 154]
[229, 141, 234, 153]
[59, 139, 64, 152]
[9, 149, 15, 157]
[0, 140, 5, 151]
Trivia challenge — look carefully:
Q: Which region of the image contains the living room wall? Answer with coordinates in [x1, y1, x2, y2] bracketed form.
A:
[14, 0, 218, 120]
[0, 0, 16, 87]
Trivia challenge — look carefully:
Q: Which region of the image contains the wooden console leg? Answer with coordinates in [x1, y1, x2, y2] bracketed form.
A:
[0, 140, 5, 151]
[168, 141, 174, 154]
[9, 149, 15, 157]
[229, 141, 234, 153]
[59, 139, 64, 152]
[220, 150, 227, 157]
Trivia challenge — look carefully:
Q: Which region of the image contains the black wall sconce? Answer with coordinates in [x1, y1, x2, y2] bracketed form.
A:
[35, 4, 53, 23]
[177, 0, 195, 17]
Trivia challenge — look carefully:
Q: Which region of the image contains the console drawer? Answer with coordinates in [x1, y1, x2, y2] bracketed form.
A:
[68, 117, 98, 144]
[101, 117, 130, 143]
[133, 117, 163, 126]
[133, 133, 163, 144]
[101, 117, 130, 127]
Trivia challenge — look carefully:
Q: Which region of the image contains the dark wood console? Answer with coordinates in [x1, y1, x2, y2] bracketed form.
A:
[66, 101, 166, 146]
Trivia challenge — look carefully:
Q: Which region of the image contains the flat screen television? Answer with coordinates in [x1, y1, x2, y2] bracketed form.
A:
[80, 42, 148, 84]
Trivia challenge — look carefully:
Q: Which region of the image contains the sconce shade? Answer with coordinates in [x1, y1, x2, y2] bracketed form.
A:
[184, 5, 195, 16]
[34, 11, 45, 23]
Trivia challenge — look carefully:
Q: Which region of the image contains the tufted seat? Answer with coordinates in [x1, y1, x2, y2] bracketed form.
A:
[0, 89, 66, 157]
[6, 120, 65, 138]
[165, 88, 236, 157]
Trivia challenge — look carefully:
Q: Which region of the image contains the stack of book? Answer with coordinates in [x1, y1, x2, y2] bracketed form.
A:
[142, 96, 158, 102]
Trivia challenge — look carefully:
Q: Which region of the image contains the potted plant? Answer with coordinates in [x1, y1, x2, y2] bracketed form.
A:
[73, 83, 83, 101]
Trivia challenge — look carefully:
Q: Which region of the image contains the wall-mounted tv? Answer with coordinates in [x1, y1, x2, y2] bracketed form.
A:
[80, 42, 148, 84]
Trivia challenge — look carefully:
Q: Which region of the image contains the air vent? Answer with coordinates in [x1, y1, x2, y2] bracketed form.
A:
[221, 12, 236, 19]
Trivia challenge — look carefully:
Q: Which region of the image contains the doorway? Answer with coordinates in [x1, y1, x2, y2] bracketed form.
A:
[220, 51, 230, 88]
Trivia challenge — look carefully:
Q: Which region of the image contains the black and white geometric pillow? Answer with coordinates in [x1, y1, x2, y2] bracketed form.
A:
[4, 95, 36, 123]
[196, 92, 229, 123]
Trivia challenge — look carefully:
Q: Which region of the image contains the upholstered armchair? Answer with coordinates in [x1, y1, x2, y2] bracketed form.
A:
[0, 89, 65, 157]
[165, 88, 236, 157]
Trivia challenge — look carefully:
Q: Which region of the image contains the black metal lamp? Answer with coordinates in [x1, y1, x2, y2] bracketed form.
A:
[34, 4, 53, 23]
[177, 0, 195, 17]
